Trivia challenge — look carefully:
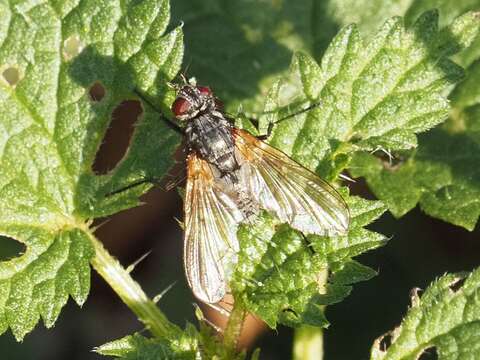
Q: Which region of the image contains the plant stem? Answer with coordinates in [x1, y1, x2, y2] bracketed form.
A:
[89, 233, 181, 339]
[224, 299, 247, 352]
[293, 268, 328, 360]
[293, 325, 324, 360]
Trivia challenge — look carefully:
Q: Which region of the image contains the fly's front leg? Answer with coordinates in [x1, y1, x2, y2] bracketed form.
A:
[229, 101, 321, 140]
[256, 102, 321, 140]
[226, 112, 272, 140]
[256, 121, 274, 141]
[133, 89, 185, 135]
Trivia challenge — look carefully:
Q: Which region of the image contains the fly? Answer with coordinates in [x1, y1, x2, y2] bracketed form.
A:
[115, 80, 350, 303]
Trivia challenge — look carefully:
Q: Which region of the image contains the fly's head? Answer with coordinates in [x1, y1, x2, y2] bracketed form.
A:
[171, 84, 219, 121]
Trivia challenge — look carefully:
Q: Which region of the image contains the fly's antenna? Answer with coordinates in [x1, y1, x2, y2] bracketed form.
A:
[180, 73, 188, 84]
[133, 89, 185, 135]
[181, 59, 192, 82]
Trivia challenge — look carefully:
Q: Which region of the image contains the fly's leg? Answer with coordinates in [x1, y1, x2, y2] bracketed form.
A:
[105, 177, 162, 197]
[257, 102, 321, 140]
[300, 233, 315, 255]
[165, 173, 186, 191]
[133, 89, 185, 135]
[256, 121, 274, 141]
[231, 102, 321, 141]
[105, 168, 186, 197]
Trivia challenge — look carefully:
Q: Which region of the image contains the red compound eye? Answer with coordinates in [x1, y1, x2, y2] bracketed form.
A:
[197, 86, 212, 96]
[172, 97, 191, 117]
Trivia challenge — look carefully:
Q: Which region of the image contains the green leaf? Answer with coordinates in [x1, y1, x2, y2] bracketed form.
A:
[172, 0, 417, 113]
[95, 331, 198, 360]
[229, 9, 476, 331]
[232, 194, 387, 329]
[370, 267, 480, 359]
[350, 124, 480, 229]
[323, 0, 413, 37]
[173, 0, 444, 114]
[404, 0, 480, 28]
[261, 10, 479, 182]
[173, 1, 480, 115]
[0, 0, 182, 340]
[350, 14, 480, 230]
[171, 0, 340, 113]
[96, 322, 250, 360]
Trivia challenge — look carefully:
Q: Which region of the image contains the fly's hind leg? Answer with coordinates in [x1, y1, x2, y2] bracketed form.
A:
[105, 176, 163, 197]
[106, 166, 186, 197]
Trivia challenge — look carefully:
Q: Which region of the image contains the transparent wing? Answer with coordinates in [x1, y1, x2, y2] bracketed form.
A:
[184, 153, 244, 303]
[234, 129, 350, 236]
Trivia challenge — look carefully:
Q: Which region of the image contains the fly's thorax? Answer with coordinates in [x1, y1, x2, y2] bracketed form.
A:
[185, 113, 239, 175]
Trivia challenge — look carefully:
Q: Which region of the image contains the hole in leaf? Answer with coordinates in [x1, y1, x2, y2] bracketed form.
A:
[282, 308, 298, 316]
[379, 332, 393, 351]
[0, 235, 25, 261]
[63, 35, 83, 60]
[449, 277, 466, 292]
[89, 81, 106, 102]
[419, 347, 438, 360]
[409, 287, 422, 307]
[371, 148, 406, 171]
[93, 100, 143, 174]
[2, 66, 20, 86]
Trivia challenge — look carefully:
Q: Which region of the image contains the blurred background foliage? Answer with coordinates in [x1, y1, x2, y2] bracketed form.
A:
[1, 0, 479, 359]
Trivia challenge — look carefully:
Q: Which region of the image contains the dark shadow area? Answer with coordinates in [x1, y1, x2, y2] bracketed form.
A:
[92, 100, 142, 174]
[323, 208, 479, 360]
[170, 1, 340, 112]
[417, 128, 480, 186]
